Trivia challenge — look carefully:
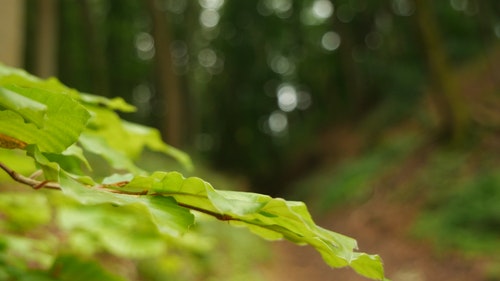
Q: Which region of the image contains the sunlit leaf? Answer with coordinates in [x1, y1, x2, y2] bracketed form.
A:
[79, 132, 144, 174]
[0, 65, 90, 153]
[142, 196, 195, 237]
[57, 203, 166, 258]
[0, 87, 47, 128]
[122, 121, 193, 170]
[81, 105, 192, 171]
[79, 93, 136, 112]
[122, 172, 386, 280]
[28, 145, 195, 237]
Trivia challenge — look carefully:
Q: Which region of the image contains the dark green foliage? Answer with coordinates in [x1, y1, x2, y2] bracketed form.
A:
[415, 171, 500, 254]
[25, 0, 498, 195]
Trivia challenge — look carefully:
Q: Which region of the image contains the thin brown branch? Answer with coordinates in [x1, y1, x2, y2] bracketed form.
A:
[0, 161, 61, 190]
[176, 202, 237, 221]
[0, 162, 236, 222]
[29, 169, 43, 179]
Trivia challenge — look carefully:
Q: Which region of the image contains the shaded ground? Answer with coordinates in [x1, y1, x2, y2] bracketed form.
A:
[264, 194, 488, 281]
[262, 141, 494, 281]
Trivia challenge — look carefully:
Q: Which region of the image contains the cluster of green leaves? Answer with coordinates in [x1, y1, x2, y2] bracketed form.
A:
[0, 63, 386, 280]
[0, 185, 268, 280]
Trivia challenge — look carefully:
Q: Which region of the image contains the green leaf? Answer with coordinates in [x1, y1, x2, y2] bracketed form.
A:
[81, 105, 192, 172]
[350, 253, 386, 280]
[0, 87, 47, 128]
[123, 172, 386, 280]
[43, 144, 91, 174]
[78, 132, 144, 174]
[28, 146, 195, 237]
[78, 93, 136, 112]
[122, 121, 193, 170]
[142, 196, 195, 237]
[0, 72, 90, 153]
[57, 203, 166, 258]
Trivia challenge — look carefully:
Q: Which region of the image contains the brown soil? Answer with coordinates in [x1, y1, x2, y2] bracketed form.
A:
[264, 198, 488, 281]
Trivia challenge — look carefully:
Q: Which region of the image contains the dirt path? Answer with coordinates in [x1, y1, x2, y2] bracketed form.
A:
[262, 143, 490, 281]
[263, 196, 488, 281]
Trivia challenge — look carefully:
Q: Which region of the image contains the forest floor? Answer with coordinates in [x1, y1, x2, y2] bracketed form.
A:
[262, 46, 500, 281]
[262, 144, 491, 281]
[263, 186, 490, 281]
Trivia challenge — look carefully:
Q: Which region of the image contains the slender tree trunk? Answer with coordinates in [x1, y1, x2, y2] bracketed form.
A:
[144, 0, 184, 147]
[335, 19, 365, 116]
[34, 0, 58, 78]
[77, 0, 110, 96]
[0, 0, 25, 67]
[415, 0, 470, 143]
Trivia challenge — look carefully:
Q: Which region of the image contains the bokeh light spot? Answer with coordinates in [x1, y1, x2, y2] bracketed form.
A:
[198, 48, 217, 68]
[268, 111, 288, 134]
[277, 84, 298, 112]
[297, 91, 312, 110]
[200, 9, 220, 28]
[199, 0, 224, 10]
[312, 0, 334, 19]
[270, 55, 293, 75]
[391, 0, 415, 16]
[135, 32, 155, 60]
[321, 31, 341, 51]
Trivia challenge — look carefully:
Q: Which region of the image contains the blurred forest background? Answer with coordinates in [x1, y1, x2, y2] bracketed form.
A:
[1, 0, 500, 280]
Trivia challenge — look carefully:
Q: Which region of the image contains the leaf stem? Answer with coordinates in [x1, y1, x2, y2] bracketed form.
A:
[176, 201, 236, 221]
[0, 161, 236, 222]
[0, 161, 61, 190]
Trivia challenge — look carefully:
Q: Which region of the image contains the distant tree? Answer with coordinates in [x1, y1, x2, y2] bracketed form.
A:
[415, 0, 471, 143]
[145, 0, 185, 147]
[0, 0, 25, 67]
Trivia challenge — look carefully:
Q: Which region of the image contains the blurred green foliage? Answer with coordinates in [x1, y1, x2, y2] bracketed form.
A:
[290, 133, 422, 212]
[0, 184, 269, 281]
[6, 0, 500, 278]
[413, 152, 500, 255]
[22, 0, 499, 195]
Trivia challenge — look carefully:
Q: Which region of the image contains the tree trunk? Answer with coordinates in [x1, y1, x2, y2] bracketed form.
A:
[415, 0, 470, 143]
[34, 0, 58, 78]
[0, 0, 25, 67]
[144, 0, 184, 147]
[77, 0, 110, 96]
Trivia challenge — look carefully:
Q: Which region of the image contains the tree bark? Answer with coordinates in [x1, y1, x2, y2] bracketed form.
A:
[0, 0, 25, 67]
[34, 0, 58, 78]
[415, 0, 470, 143]
[144, 0, 184, 147]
